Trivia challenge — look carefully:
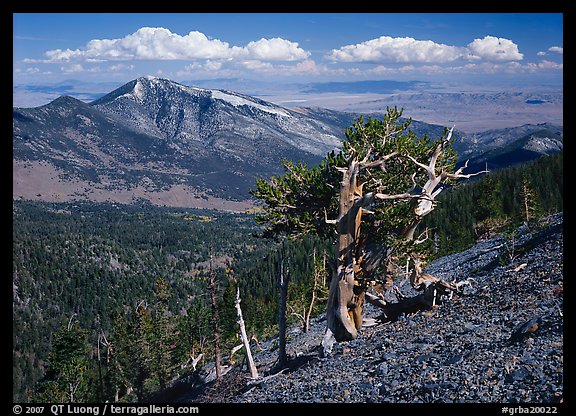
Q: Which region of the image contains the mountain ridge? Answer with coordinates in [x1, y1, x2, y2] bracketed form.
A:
[13, 77, 349, 208]
[13, 76, 563, 210]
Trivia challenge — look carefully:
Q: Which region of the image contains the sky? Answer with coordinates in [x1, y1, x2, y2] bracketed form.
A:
[13, 13, 564, 89]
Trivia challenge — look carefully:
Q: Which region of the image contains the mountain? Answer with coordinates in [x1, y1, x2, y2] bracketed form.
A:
[452, 122, 563, 159]
[456, 127, 563, 172]
[13, 76, 562, 210]
[13, 76, 352, 209]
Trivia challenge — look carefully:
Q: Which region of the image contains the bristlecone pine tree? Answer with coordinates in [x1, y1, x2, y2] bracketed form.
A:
[251, 107, 486, 350]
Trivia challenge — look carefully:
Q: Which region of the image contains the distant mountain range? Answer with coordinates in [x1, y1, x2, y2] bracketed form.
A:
[460, 126, 563, 173]
[12, 76, 563, 210]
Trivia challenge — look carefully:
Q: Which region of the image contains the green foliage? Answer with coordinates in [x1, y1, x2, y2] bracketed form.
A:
[14, 200, 332, 402]
[424, 153, 563, 257]
[150, 277, 177, 391]
[251, 107, 459, 274]
[251, 158, 339, 239]
[34, 321, 95, 403]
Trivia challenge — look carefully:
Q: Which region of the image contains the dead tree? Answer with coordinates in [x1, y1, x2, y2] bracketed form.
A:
[305, 251, 328, 333]
[287, 251, 328, 334]
[235, 288, 259, 379]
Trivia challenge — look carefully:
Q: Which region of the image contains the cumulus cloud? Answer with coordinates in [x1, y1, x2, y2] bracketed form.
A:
[548, 46, 563, 54]
[42, 27, 309, 63]
[465, 36, 523, 61]
[244, 38, 310, 61]
[328, 36, 464, 63]
[536, 46, 563, 58]
[328, 35, 523, 64]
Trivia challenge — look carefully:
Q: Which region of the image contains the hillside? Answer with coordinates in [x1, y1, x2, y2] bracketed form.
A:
[169, 213, 563, 404]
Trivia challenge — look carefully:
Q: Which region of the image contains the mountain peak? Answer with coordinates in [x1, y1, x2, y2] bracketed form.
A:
[90, 76, 191, 106]
[134, 75, 183, 88]
[46, 95, 87, 107]
[91, 76, 294, 120]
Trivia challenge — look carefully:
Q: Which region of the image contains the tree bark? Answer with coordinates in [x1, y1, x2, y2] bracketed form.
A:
[325, 160, 370, 342]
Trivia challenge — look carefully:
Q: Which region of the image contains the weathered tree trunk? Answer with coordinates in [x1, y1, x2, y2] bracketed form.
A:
[321, 129, 487, 351]
[235, 288, 259, 379]
[325, 160, 370, 343]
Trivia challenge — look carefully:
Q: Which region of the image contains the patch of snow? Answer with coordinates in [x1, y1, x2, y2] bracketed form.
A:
[209, 90, 291, 118]
[133, 80, 145, 101]
[524, 137, 563, 153]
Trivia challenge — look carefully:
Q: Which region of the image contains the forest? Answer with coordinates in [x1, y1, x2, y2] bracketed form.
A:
[13, 151, 562, 403]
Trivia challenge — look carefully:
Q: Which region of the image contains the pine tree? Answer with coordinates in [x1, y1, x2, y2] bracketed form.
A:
[150, 277, 175, 391]
[276, 245, 289, 367]
[208, 252, 223, 380]
[35, 318, 94, 402]
[520, 175, 543, 225]
[132, 302, 153, 401]
[251, 107, 486, 345]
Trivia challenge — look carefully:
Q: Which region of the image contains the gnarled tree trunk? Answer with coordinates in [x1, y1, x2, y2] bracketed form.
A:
[322, 128, 487, 351]
[325, 160, 371, 344]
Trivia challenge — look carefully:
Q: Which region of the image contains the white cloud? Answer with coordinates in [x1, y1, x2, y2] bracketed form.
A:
[60, 63, 101, 73]
[328, 35, 523, 64]
[536, 46, 562, 58]
[537, 60, 563, 69]
[328, 36, 464, 63]
[41, 27, 310, 64]
[60, 63, 85, 73]
[548, 46, 563, 54]
[238, 58, 329, 76]
[183, 60, 224, 72]
[465, 36, 523, 61]
[109, 63, 135, 72]
[238, 60, 274, 71]
[244, 38, 310, 61]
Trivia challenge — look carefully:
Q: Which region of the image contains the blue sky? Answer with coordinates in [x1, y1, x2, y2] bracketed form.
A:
[13, 13, 563, 87]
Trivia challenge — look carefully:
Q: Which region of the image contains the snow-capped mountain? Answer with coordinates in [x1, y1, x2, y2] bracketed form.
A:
[460, 127, 563, 172]
[12, 76, 562, 209]
[91, 76, 344, 157]
[13, 77, 355, 208]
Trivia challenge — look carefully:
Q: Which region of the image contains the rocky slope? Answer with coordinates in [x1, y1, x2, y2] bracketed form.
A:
[171, 213, 563, 404]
